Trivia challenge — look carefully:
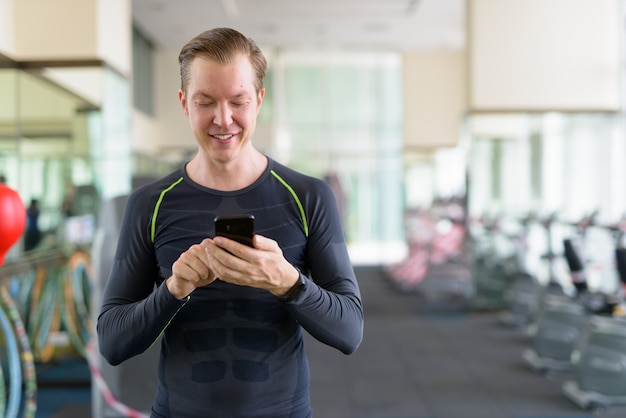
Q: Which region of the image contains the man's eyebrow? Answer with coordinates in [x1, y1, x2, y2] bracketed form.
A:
[191, 92, 251, 100]
[191, 92, 212, 100]
[230, 92, 252, 100]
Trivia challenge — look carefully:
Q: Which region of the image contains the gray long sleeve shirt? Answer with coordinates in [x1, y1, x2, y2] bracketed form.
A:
[97, 158, 363, 418]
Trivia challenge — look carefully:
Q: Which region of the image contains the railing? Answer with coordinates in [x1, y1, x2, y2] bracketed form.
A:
[0, 247, 94, 418]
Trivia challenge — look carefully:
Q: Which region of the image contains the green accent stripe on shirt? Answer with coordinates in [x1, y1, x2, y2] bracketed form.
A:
[151, 176, 184, 243]
[270, 170, 309, 237]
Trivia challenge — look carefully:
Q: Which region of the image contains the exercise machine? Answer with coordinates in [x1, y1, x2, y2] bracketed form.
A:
[500, 213, 543, 328]
[522, 293, 588, 373]
[522, 214, 590, 374]
[470, 214, 521, 311]
[563, 221, 626, 412]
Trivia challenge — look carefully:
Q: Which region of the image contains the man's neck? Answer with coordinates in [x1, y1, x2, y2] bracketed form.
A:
[187, 151, 268, 191]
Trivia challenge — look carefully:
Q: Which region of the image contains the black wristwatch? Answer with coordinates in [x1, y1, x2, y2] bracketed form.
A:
[278, 274, 306, 302]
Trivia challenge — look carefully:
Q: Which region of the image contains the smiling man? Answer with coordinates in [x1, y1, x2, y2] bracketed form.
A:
[96, 27, 363, 418]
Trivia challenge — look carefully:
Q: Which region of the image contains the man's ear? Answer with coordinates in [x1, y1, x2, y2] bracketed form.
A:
[178, 89, 189, 116]
[256, 88, 265, 114]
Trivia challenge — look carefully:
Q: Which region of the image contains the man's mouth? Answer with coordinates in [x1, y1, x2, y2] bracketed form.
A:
[212, 134, 236, 141]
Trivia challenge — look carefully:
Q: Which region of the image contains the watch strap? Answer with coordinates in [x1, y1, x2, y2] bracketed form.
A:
[278, 274, 306, 302]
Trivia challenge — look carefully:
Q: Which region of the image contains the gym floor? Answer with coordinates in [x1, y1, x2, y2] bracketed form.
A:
[38, 265, 626, 417]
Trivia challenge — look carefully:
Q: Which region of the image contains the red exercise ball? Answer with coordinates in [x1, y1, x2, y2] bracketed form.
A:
[0, 184, 26, 265]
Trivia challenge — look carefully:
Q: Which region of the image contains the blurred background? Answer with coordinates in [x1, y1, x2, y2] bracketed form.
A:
[1, 0, 626, 417]
[1, 0, 624, 263]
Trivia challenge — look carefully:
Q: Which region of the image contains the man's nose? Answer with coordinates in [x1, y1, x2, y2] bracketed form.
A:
[213, 104, 233, 127]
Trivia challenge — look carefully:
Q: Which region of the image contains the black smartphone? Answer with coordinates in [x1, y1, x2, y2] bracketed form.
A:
[214, 214, 255, 247]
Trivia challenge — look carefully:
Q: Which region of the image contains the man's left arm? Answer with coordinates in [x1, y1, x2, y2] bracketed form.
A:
[282, 182, 363, 354]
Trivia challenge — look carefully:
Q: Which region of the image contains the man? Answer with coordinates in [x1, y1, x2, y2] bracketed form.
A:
[97, 27, 363, 418]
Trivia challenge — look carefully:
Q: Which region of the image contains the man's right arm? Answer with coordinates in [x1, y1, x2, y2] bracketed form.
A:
[97, 269, 188, 365]
[96, 192, 186, 365]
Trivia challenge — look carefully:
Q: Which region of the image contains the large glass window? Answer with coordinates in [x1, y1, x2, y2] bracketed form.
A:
[0, 62, 131, 255]
[467, 113, 625, 223]
[271, 52, 404, 263]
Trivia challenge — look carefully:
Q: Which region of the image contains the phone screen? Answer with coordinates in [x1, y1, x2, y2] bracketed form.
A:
[214, 214, 255, 247]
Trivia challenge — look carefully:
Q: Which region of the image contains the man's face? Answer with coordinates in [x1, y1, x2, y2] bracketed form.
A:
[179, 54, 264, 165]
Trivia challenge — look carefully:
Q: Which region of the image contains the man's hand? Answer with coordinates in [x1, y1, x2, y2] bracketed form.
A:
[207, 234, 299, 296]
[166, 238, 216, 299]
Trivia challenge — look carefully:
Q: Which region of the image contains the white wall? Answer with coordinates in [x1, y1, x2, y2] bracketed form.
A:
[469, 0, 622, 111]
[131, 109, 164, 156]
[403, 51, 467, 149]
[153, 48, 195, 153]
[0, 0, 14, 56]
[97, 0, 131, 76]
[13, 0, 98, 60]
[6, 0, 130, 75]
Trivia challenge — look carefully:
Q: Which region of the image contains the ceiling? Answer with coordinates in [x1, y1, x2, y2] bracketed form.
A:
[131, 0, 466, 52]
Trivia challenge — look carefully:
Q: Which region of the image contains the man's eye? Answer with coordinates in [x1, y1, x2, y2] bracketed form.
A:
[196, 102, 212, 107]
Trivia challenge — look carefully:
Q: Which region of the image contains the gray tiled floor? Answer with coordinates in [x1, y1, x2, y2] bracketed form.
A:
[306, 265, 626, 418]
[47, 265, 626, 417]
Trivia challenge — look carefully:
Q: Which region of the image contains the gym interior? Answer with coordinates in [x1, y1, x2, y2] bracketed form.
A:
[2, 0, 626, 417]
